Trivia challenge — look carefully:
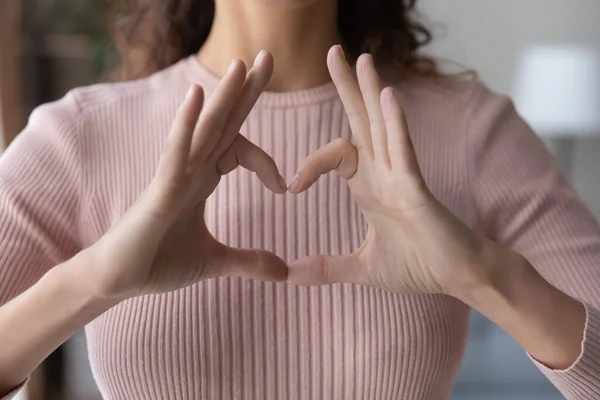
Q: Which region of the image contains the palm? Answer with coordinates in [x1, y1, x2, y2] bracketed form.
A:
[147, 197, 287, 294]
[142, 203, 215, 293]
[348, 158, 420, 213]
[348, 164, 445, 293]
[94, 54, 289, 300]
[288, 46, 490, 297]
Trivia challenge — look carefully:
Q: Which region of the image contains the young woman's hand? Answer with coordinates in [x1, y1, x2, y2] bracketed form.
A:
[89, 52, 289, 300]
[287, 46, 499, 298]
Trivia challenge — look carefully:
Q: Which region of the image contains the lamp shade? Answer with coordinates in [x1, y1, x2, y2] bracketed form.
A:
[512, 45, 600, 137]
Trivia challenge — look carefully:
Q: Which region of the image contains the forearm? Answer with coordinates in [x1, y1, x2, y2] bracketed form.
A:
[0, 249, 119, 394]
[461, 247, 586, 370]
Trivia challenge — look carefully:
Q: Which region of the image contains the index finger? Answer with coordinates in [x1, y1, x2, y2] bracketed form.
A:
[189, 59, 248, 163]
[156, 84, 204, 182]
[327, 45, 373, 156]
[208, 51, 275, 160]
[216, 135, 287, 194]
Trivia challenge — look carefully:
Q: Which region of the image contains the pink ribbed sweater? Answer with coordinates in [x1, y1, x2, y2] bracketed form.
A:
[2, 56, 600, 400]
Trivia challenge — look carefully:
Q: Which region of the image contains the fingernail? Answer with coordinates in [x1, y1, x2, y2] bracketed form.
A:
[385, 86, 396, 100]
[288, 175, 302, 192]
[186, 84, 196, 99]
[336, 45, 346, 60]
[254, 50, 265, 67]
[277, 174, 287, 192]
[228, 60, 237, 73]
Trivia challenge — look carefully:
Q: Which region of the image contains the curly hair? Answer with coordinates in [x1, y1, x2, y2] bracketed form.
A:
[107, 0, 438, 81]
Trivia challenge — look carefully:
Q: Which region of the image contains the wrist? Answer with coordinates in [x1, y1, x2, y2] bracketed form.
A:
[458, 246, 586, 369]
[0, 250, 121, 386]
[57, 248, 126, 307]
[442, 237, 509, 304]
[455, 243, 523, 308]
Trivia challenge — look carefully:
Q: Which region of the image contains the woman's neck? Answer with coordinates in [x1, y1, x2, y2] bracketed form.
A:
[197, 0, 340, 92]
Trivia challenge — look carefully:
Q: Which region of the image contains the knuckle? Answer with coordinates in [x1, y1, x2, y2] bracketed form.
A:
[303, 153, 321, 171]
[215, 157, 230, 175]
[256, 147, 275, 165]
[316, 256, 333, 282]
[369, 115, 386, 127]
[334, 139, 357, 171]
[347, 110, 366, 124]
[250, 251, 267, 275]
[243, 154, 259, 173]
[264, 159, 279, 176]
[304, 152, 316, 164]
[332, 137, 354, 151]
[242, 140, 273, 167]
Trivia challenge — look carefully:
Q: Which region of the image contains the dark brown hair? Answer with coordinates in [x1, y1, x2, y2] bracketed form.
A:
[107, 0, 438, 81]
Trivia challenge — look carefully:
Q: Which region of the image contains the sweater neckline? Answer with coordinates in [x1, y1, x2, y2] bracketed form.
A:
[181, 55, 340, 108]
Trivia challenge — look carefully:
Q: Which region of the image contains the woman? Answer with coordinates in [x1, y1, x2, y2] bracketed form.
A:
[1, 0, 599, 398]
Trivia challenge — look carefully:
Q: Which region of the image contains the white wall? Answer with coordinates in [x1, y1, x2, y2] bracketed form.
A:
[420, 0, 600, 218]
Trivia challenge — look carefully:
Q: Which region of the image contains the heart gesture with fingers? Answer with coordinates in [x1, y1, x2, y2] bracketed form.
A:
[92, 52, 289, 300]
[288, 46, 499, 298]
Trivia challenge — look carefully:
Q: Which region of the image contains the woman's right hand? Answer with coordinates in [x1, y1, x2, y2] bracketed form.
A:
[89, 52, 288, 300]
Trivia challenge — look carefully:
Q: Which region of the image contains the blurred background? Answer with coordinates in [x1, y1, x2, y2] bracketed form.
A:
[1, 0, 599, 399]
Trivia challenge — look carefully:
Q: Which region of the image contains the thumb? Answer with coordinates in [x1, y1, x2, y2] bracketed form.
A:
[215, 245, 289, 282]
[287, 253, 366, 286]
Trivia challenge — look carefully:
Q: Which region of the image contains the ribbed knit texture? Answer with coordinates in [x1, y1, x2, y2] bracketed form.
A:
[1, 56, 600, 400]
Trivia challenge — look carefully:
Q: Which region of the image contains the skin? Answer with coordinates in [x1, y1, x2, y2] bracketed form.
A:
[0, 0, 587, 395]
[198, 0, 340, 91]
[287, 46, 586, 371]
[0, 53, 287, 393]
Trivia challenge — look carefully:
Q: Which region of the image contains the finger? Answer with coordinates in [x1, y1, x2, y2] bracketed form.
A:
[327, 45, 373, 156]
[189, 60, 248, 163]
[287, 254, 367, 286]
[219, 246, 289, 282]
[156, 84, 204, 183]
[380, 87, 420, 175]
[209, 51, 275, 160]
[288, 137, 358, 193]
[356, 54, 390, 165]
[216, 135, 287, 194]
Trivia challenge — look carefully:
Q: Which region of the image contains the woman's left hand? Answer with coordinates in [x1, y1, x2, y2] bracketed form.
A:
[286, 45, 588, 374]
[287, 45, 503, 299]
